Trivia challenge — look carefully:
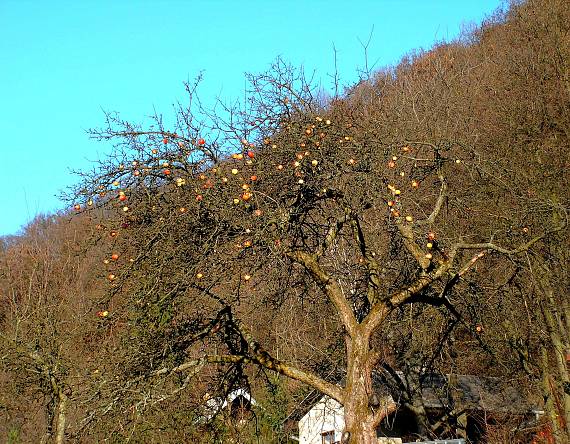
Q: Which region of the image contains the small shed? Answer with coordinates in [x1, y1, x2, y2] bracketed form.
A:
[201, 388, 257, 422]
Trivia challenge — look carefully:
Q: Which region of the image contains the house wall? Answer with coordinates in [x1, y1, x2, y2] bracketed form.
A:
[298, 396, 468, 444]
[299, 397, 345, 444]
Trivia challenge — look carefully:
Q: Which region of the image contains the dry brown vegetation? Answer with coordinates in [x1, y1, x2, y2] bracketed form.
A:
[1, 0, 569, 443]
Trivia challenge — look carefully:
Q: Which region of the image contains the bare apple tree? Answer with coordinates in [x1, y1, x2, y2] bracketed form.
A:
[66, 46, 567, 443]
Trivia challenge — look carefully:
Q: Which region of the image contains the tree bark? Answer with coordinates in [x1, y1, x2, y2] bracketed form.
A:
[529, 258, 570, 442]
[54, 389, 67, 444]
[541, 291, 570, 438]
[541, 348, 564, 443]
[343, 329, 396, 443]
[344, 332, 375, 444]
[27, 349, 68, 444]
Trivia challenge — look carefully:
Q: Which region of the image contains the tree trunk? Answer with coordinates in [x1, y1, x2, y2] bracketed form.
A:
[542, 296, 570, 438]
[541, 348, 564, 443]
[533, 262, 570, 441]
[343, 330, 396, 444]
[343, 332, 376, 444]
[54, 389, 67, 444]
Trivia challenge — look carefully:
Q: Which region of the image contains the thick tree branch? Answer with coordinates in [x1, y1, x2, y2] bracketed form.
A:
[362, 260, 454, 335]
[156, 351, 345, 405]
[154, 354, 246, 376]
[153, 313, 345, 404]
[457, 250, 488, 276]
[286, 250, 358, 336]
[316, 210, 352, 258]
[394, 219, 431, 270]
[350, 215, 383, 306]
[156, 291, 346, 403]
[370, 396, 398, 428]
[232, 316, 345, 403]
[370, 208, 567, 337]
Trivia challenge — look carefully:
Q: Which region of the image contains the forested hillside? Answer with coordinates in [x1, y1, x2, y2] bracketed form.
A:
[1, 0, 568, 442]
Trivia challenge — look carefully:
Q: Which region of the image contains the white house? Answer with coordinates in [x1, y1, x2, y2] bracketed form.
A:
[297, 394, 405, 444]
[298, 396, 345, 444]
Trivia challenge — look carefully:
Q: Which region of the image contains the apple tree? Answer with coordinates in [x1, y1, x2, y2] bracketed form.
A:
[68, 55, 566, 444]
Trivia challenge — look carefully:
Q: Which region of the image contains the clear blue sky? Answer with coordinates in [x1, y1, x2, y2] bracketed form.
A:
[0, 0, 503, 236]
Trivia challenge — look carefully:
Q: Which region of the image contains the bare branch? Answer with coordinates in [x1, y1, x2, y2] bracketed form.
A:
[362, 259, 454, 335]
[350, 215, 383, 306]
[419, 176, 447, 226]
[287, 250, 358, 336]
[316, 210, 352, 258]
[457, 250, 488, 277]
[451, 211, 567, 256]
[371, 396, 398, 428]
[394, 218, 431, 270]
[232, 318, 345, 403]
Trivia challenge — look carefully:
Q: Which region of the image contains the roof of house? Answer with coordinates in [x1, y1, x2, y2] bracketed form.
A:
[448, 374, 530, 413]
[376, 371, 532, 413]
[290, 369, 533, 424]
[202, 388, 257, 420]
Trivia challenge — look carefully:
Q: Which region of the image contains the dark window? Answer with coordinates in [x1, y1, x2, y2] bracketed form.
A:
[321, 430, 336, 444]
